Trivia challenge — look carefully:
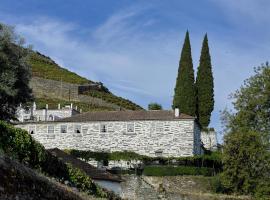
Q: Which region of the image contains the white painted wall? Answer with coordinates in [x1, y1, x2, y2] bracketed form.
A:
[16, 119, 201, 157]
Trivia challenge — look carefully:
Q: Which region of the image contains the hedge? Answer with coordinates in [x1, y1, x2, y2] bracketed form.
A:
[143, 166, 214, 176]
[67, 149, 223, 172]
[0, 121, 120, 199]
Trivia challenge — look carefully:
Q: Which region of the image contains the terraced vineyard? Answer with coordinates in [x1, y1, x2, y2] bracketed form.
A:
[28, 51, 143, 111]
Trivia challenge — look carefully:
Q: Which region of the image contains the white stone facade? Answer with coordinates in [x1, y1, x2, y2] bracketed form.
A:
[16, 118, 202, 157]
[201, 130, 217, 150]
[16, 103, 79, 122]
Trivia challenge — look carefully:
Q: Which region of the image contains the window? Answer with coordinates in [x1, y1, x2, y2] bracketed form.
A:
[127, 123, 134, 133]
[48, 125, 54, 134]
[74, 125, 81, 133]
[155, 150, 163, 157]
[82, 126, 88, 134]
[61, 125, 67, 133]
[28, 126, 36, 134]
[155, 122, 164, 132]
[100, 124, 107, 133]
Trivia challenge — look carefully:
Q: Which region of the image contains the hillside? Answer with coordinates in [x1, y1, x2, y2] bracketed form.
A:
[0, 155, 101, 200]
[28, 51, 143, 111]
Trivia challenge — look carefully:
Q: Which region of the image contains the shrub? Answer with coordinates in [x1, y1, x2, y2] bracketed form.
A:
[68, 149, 223, 173]
[143, 166, 214, 176]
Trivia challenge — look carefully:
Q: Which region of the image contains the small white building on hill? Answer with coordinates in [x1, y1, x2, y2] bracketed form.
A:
[15, 109, 203, 157]
[16, 102, 80, 122]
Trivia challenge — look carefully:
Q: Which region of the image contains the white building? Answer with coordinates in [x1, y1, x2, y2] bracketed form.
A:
[201, 129, 218, 150]
[16, 102, 80, 122]
[15, 109, 203, 157]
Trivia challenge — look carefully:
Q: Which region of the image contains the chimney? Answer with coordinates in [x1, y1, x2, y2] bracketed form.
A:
[175, 108, 180, 118]
[33, 102, 36, 111]
[58, 103, 61, 110]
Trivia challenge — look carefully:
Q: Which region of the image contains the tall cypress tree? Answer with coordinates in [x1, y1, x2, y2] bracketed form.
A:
[173, 31, 196, 116]
[196, 34, 214, 127]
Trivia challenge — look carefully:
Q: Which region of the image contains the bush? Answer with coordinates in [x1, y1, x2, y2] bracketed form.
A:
[254, 180, 270, 200]
[143, 166, 214, 176]
[209, 175, 226, 193]
[68, 149, 223, 173]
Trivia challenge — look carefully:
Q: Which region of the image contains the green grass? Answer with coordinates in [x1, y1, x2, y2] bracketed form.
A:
[35, 97, 115, 112]
[29, 52, 91, 85]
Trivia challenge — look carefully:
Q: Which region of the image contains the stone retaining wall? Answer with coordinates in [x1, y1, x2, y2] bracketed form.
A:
[30, 77, 120, 109]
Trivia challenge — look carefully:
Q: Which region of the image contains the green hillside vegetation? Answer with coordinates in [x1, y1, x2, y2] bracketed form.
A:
[35, 97, 114, 112]
[83, 91, 143, 110]
[29, 52, 91, 85]
[29, 51, 143, 111]
[0, 121, 120, 199]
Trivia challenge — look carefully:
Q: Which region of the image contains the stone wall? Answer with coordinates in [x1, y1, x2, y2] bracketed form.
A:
[16, 119, 200, 157]
[201, 130, 217, 150]
[30, 77, 120, 109]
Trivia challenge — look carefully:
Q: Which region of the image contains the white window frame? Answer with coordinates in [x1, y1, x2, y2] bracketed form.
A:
[126, 122, 135, 133]
[82, 126, 88, 134]
[100, 124, 107, 133]
[155, 122, 164, 132]
[74, 125, 81, 133]
[60, 125, 67, 133]
[47, 125, 54, 134]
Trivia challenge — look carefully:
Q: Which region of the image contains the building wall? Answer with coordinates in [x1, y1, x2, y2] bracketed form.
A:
[30, 77, 120, 109]
[16, 107, 78, 122]
[201, 130, 217, 150]
[16, 119, 199, 157]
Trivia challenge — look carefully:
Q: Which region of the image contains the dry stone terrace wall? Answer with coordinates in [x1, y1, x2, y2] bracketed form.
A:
[16, 119, 201, 157]
[30, 77, 120, 109]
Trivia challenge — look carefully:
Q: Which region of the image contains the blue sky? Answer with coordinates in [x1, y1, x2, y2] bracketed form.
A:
[1, 0, 270, 141]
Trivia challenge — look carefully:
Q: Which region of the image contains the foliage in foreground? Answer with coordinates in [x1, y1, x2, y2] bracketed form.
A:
[221, 64, 270, 198]
[221, 130, 270, 196]
[0, 23, 33, 121]
[0, 121, 119, 199]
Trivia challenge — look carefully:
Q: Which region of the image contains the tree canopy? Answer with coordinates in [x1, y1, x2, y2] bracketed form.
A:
[221, 63, 270, 197]
[196, 34, 214, 128]
[0, 23, 32, 121]
[148, 103, 162, 110]
[173, 31, 196, 116]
